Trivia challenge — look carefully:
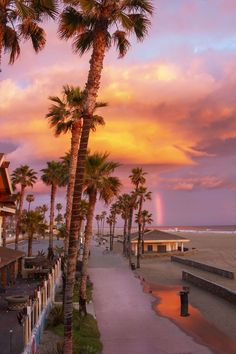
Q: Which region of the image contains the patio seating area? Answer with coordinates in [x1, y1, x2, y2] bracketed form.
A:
[0, 278, 40, 354]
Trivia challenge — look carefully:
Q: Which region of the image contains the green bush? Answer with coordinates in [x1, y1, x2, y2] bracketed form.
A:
[47, 305, 63, 327]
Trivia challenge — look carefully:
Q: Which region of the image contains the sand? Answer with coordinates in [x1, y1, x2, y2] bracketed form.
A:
[114, 232, 236, 343]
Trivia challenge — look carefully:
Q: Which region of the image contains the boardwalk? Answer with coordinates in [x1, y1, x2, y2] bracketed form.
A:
[89, 242, 213, 354]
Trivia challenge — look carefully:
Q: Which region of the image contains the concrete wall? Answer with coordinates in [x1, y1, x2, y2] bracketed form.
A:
[171, 256, 234, 279]
[182, 271, 236, 304]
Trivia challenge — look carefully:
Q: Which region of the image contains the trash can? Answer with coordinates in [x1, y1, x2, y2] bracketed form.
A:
[131, 263, 136, 270]
[179, 288, 189, 316]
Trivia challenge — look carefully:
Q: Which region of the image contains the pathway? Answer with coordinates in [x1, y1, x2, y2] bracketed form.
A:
[89, 242, 214, 354]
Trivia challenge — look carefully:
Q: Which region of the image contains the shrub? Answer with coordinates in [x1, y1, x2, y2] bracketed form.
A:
[47, 305, 63, 327]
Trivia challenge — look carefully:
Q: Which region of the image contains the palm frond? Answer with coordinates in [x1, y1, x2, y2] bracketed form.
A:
[72, 30, 94, 55]
[59, 7, 87, 39]
[19, 20, 46, 52]
[113, 30, 131, 58]
[123, 0, 154, 15]
[4, 26, 20, 64]
[91, 115, 105, 132]
[31, 0, 59, 19]
[128, 13, 150, 41]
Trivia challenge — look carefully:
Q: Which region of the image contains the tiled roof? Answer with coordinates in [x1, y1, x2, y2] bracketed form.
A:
[0, 247, 25, 268]
[131, 229, 188, 242]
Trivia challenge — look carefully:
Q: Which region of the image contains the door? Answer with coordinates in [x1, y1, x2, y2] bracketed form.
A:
[157, 245, 166, 253]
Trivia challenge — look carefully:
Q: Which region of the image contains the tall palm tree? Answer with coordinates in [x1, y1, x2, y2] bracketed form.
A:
[26, 194, 35, 211]
[79, 152, 121, 315]
[47, 85, 106, 253]
[135, 186, 151, 268]
[20, 210, 45, 256]
[41, 204, 48, 221]
[100, 210, 107, 236]
[137, 209, 153, 253]
[56, 202, 63, 216]
[41, 161, 66, 258]
[0, 0, 57, 71]
[60, 1, 153, 349]
[109, 202, 120, 250]
[117, 193, 131, 255]
[2, 214, 7, 247]
[11, 165, 37, 250]
[95, 214, 101, 236]
[60, 1, 153, 348]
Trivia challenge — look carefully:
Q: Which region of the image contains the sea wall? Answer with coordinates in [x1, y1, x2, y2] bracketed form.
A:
[182, 271, 236, 304]
[171, 256, 234, 279]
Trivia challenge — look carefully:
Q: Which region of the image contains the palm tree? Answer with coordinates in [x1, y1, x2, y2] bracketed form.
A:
[135, 186, 151, 268]
[79, 152, 121, 315]
[117, 193, 131, 255]
[20, 210, 45, 256]
[47, 85, 106, 254]
[0, 0, 57, 71]
[106, 214, 113, 248]
[100, 210, 107, 236]
[41, 204, 48, 221]
[41, 161, 66, 258]
[26, 194, 35, 211]
[138, 210, 153, 253]
[95, 214, 101, 236]
[2, 214, 7, 247]
[109, 202, 120, 250]
[126, 167, 147, 264]
[11, 165, 37, 250]
[60, 1, 153, 349]
[56, 202, 63, 215]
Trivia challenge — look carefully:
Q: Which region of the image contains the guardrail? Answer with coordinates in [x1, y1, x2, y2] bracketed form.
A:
[171, 256, 234, 279]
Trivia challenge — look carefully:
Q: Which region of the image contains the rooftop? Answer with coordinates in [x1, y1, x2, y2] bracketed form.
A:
[131, 229, 189, 242]
[0, 247, 25, 268]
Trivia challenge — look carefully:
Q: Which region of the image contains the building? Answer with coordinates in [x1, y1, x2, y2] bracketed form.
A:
[0, 246, 25, 288]
[131, 229, 189, 255]
[0, 153, 16, 245]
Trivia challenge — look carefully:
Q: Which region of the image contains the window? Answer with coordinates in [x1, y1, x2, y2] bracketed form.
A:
[147, 244, 153, 252]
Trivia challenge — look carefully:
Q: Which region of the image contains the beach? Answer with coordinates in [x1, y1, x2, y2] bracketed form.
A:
[114, 231, 236, 344]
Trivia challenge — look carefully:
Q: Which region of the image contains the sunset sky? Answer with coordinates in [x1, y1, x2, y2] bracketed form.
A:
[1, 0, 236, 226]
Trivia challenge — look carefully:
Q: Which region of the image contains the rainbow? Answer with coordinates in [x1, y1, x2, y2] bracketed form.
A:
[155, 193, 164, 225]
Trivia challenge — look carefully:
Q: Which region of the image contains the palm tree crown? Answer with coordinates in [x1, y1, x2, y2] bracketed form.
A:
[59, 0, 153, 58]
[41, 161, 66, 188]
[0, 0, 58, 70]
[84, 152, 121, 203]
[11, 165, 37, 189]
[46, 85, 106, 136]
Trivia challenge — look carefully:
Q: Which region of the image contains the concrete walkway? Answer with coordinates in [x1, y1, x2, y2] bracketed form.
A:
[89, 242, 214, 354]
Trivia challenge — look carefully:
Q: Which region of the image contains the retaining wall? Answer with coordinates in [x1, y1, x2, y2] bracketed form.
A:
[182, 271, 236, 304]
[171, 256, 234, 279]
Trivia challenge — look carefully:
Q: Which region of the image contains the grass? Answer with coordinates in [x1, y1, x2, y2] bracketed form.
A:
[48, 308, 102, 354]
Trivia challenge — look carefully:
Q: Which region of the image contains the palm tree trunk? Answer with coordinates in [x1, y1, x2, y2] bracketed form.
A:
[15, 186, 25, 250]
[2, 214, 7, 247]
[136, 197, 143, 269]
[0, 21, 4, 72]
[28, 232, 33, 257]
[111, 220, 116, 251]
[64, 120, 82, 254]
[48, 184, 57, 258]
[142, 222, 145, 254]
[64, 27, 107, 354]
[109, 223, 112, 251]
[123, 217, 127, 256]
[79, 191, 96, 316]
[127, 208, 133, 266]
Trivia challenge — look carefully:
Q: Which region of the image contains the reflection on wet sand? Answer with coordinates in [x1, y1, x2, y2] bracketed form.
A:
[143, 282, 236, 354]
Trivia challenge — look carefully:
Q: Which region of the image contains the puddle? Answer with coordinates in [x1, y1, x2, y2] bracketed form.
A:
[143, 282, 236, 354]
